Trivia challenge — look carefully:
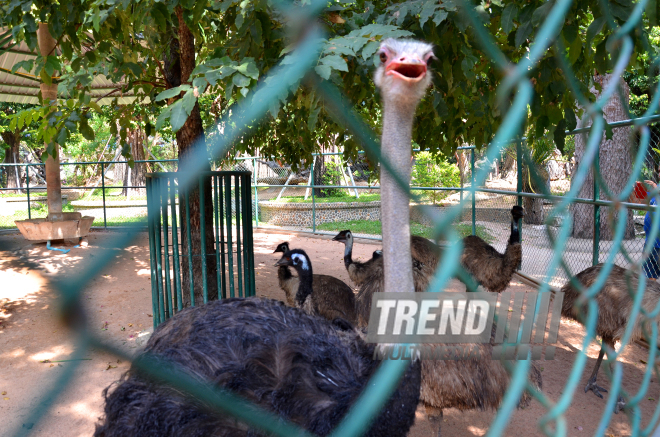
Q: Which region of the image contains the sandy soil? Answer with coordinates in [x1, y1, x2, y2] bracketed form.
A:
[1, 230, 658, 436]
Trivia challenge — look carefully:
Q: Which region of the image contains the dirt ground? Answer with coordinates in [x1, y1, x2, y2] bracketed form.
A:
[1, 229, 659, 436]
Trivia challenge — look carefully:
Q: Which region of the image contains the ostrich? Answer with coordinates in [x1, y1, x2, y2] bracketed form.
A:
[373, 39, 542, 436]
[560, 263, 660, 413]
[273, 242, 356, 314]
[461, 205, 524, 293]
[275, 248, 357, 325]
[94, 298, 421, 437]
[333, 230, 439, 287]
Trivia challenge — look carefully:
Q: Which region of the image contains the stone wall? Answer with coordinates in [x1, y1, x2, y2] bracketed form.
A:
[258, 201, 381, 227]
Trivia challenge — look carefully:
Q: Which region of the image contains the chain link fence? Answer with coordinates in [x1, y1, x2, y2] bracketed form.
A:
[4, 0, 660, 435]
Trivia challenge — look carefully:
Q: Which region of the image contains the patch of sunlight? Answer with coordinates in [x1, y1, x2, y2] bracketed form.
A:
[0, 348, 25, 359]
[467, 425, 487, 436]
[30, 344, 74, 362]
[0, 268, 46, 303]
[137, 269, 151, 276]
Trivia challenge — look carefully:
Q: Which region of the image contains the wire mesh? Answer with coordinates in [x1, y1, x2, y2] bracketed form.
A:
[3, 0, 660, 435]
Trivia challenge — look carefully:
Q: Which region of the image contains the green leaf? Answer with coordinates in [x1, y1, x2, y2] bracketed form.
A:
[315, 64, 332, 80]
[155, 106, 173, 131]
[604, 122, 613, 140]
[23, 13, 36, 33]
[71, 57, 82, 73]
[563, 22, 578, 43]
[232, 73, 251, 87]
[586, 17, 606, 45]
[420, 1, 438, 26]
[568, 35, 582, 65]
[532, 2, 552, 26]
[235, 60, 259, 79]
[56, 127, 68, 145]
[515, 21, 533, 48]
[362, 41, 380, 61]
[145, 122, 153, 137]
[235, 13, 244, 30]
[170, 100, 189, 132]
[40, 69, 52, 86]
[181, 89, 197, 114]
[11, 60, 33, 74]
[155, 85, 191, 101]
[565, 106, 577, 131]
[433, 10, 448, 26]
[320, 55, 348, 72]
[88, 101, 102, 113]
[85, 51, 97, 64]
[501, 4, 518, 35]
[80, 122, 95, 141]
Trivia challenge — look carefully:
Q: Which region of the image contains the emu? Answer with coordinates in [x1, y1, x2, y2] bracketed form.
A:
[461, 205, 524, 293]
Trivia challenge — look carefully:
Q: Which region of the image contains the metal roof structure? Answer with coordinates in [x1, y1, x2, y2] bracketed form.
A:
[0, 31, 136, 106]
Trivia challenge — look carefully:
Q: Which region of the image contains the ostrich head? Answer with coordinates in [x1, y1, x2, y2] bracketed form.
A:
[511, 206, 524, 221]
[332, 230, 353, 244]
[273, 242, 291, 254]
[275, 249, 311, 273]
[373, 250, 383, 260]
[374, 38, 435, 107]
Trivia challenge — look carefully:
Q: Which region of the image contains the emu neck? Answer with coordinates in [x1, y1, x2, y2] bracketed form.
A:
[509, 219, 520, 245]
[380, 98, 416, 294]
[294, 263, 314, 306]
[344, 238, 354, 270]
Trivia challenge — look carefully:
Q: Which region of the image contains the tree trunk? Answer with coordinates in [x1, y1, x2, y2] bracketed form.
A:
[127, 124, 146, 197]
[522, 163, 547, 225]
[169, 8, 218, 308]
[571, 74, 634, 240]
[2, 130, 22, 192]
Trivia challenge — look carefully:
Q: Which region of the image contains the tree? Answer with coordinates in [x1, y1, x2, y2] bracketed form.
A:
[1, 0, 653, 304]
[0, 103, 41, 191]
[572, 74, 635, 240]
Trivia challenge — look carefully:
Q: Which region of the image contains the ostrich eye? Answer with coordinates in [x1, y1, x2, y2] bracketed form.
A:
[379, 52, 387, 63]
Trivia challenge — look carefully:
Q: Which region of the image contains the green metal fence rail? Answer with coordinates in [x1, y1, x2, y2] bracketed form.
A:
[5, 0, 660, 435]
[146, 171, 256, 327]
[0, 159, 179, 229]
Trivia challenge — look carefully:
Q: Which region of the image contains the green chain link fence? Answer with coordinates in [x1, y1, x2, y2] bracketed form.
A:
[5, 0, 660, 435]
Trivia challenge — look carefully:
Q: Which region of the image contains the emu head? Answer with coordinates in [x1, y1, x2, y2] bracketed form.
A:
[511, 206, 524, 221]
[273, 242, 291, 254]
[275, 249, 310, 272]
[332, 230, 353, 244]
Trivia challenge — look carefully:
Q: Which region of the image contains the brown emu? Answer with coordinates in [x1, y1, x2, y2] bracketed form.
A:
[460, 205, 524, 293]
[275, 248, 357, 325]
[373, 39, 541, 436]
[333, 230, 439, 289]
[561, 263, 660, 413]
[93, 298, 421, 437]
[273, 242, 356, 312]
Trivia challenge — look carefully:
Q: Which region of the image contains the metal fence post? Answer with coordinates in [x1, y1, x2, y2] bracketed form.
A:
[517, 139, 523, 246]
[592, 150, 601, 266]
[26, 164, 31, 219]
[311, 158, 316, 233]
[101, 162, 107, 228]
[471, 149, 475, 236]
[253, 157, 259, 227]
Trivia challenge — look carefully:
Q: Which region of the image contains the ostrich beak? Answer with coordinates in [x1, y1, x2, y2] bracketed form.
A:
[332, 234, 345, 242]
[385, 56, 427, 83]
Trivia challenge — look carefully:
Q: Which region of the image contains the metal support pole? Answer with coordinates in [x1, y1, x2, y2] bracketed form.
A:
[26, 164, 31, 219]
[592, 151, 601, 266]
[346, 163, 359, 198]
[311, 159, 316, 232]
[101, 163, 107, 228]
[517, 139, 523, 244]
[471, 149, 476, 236]
[253, 158, 259, 226]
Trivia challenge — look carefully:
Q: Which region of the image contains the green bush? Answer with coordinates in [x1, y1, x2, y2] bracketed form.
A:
[322, 161, 345, 197]
[411, 152, 460, 203]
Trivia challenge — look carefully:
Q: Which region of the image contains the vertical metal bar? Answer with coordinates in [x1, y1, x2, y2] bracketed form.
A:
[311, 159, 316, 232]
[225, 175, 235, 297]
[235, 175, 244, 297]
[146, 177, 160, 328]
[170, 176, 182, 312]
[253, 158, 259, 227]
[25, 165, 31, 219]
[161, 178, 172, 319]
[199, 175, 209, 304]
[214, 175, 222, 299]
[241, 174, 250, 297]
[153, 178, 166, 323]
[185, 190, 195, 307]
[471, 149, 476, 236]
[219, 175, 227, 299]
[101, 163, 107, 228]
[244, 173, 256, 296]
[593, 151, 601, 266]
[516, 139, 523, 246]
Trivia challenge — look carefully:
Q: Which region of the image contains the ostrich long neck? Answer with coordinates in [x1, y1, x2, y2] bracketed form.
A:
[295, 260, 314, 306]
[344, 236, 354, 269]
[381, 99, 416, 294]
